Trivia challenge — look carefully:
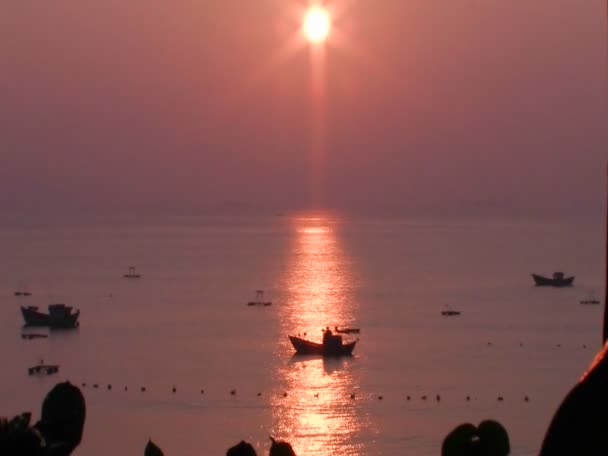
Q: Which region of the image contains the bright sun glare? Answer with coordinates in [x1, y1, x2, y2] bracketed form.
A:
[303, 7, 331, 44]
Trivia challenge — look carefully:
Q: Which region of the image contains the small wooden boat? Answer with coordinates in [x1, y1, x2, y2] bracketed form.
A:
[580, 290, 600, 305]
[532, 272, 575, 287]
[334, 326, 360, 334]
[123, 266, 141, 278]
[247, 290, 272, 306]
[289, 331, 357, 356]
[28, 361, 59, 375]
[14, 281, 32, 296]
[21, 304, 80, 329]
[441, 309, 461, 316]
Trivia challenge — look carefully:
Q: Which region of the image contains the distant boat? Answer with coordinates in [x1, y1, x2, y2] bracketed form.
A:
[532, 272, 575, 287]
[247, 289, 272, 306]
[289, 329, 357, 356]
[123, 266, 141, 278]
[334, 326, 360, 334]
[21, 304, 80, 329]
[14, 281, 32, 296]
[580, 290, 600, 305]
[441, 306, 461, 316]
[28, 360, 59, 375]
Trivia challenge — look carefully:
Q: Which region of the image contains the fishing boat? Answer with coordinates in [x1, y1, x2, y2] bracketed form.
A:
[289, 329, 357, 356]
[21, 304, 80, 329]
[247, 289, 272, 306]
[14, 281, 32, 296]
[580, 290, 600, 305]
[441, 309, 461, 316]
[334, 326, 360, 334]
[123, 266, 141, 278]
[532, 272, 575, 287]
[28, 360, 59, 375]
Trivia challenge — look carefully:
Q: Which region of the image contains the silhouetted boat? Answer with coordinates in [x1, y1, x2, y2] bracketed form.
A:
[334, 326, 360, 334]
[532, 272, 575, 287]
[123, 266, 141, 278]
[28, 361, 59, 375]
[247, 289, 272, 306]
[289, 330, 357, 356]
[441, 308, 461, 316]
[21, 304, 80, 328]
[14, 281, 32, 296]
[580, 290, 600, 305]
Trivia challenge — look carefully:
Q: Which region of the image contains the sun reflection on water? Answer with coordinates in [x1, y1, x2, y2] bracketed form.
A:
[272, 214, 369, 456]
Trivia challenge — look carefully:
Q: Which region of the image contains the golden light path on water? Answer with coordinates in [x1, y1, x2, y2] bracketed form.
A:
[272, 214, 371, 456]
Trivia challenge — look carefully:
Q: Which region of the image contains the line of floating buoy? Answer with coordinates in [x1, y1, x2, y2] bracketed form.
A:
[483, 342, 590, 348]
[76, 382, 536, 403]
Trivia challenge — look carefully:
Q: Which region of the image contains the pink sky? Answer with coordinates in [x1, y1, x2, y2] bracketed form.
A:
[1, 0, 606, 216]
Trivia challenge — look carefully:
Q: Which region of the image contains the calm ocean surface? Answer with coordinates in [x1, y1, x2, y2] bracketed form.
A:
[0, 214, 604, 455]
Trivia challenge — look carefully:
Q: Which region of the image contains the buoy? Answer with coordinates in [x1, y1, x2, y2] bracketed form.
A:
[557, 344, 562, 348]
[141, 386, 146, 392]
[81, 383, 86, 387]
[487, 342, 493, 346]
[498, 396, 504, 402]
[350, 393, 356, 399]
[283, 392, 288, 398]
[172, 386, 177, 393]
[230, 389, 236, 396]
[107, 384, 112, 390]
[406, 395, 411, 401]
[466, 396, 471, 401]
[524, 396, 530, 402]
[124, 386, 128, 391]
[378, 395, 384, 400]
[93, 384, 99, 389]
[519, 342, 523, 347]
[436, 395, 441, 402]
[583, 344, 587, 349]
[421, 395, 427, 401]
[257, 392, 262, 396]
[200, 389, 205, 395]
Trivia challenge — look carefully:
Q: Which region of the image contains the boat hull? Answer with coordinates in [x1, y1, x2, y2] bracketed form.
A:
[21, 306, 80, 328]
[288, 335, 356, 357]
[532, 274, 575, 287]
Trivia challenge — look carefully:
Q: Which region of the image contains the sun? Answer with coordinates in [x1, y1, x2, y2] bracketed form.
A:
[303, 7, 331, 44]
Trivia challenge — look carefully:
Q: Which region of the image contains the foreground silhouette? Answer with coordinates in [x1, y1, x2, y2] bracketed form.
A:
[442, 420, 510, 456]
[145, 439, 164, 456]
[269, 436, 297, 456]
[0, 381, 85, 455]
[226, 440, 257, 456]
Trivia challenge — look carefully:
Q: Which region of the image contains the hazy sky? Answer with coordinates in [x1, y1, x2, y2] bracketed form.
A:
[1, 0, 606, 216]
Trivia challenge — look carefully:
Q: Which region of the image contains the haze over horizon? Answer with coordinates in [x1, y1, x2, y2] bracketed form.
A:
[2, 0, 606, 218]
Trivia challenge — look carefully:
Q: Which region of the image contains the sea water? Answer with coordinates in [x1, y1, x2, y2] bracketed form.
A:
[0, 213, 603, 455]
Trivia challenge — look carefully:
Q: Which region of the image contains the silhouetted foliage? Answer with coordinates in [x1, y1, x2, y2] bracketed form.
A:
[442, 420, 509, 456]
[0, 382, 85, 456]
[269, 437, 297, 456]
[144, 439, 164, 456]
[540, 343, 608, 454]
[227, 440, 257, 456]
